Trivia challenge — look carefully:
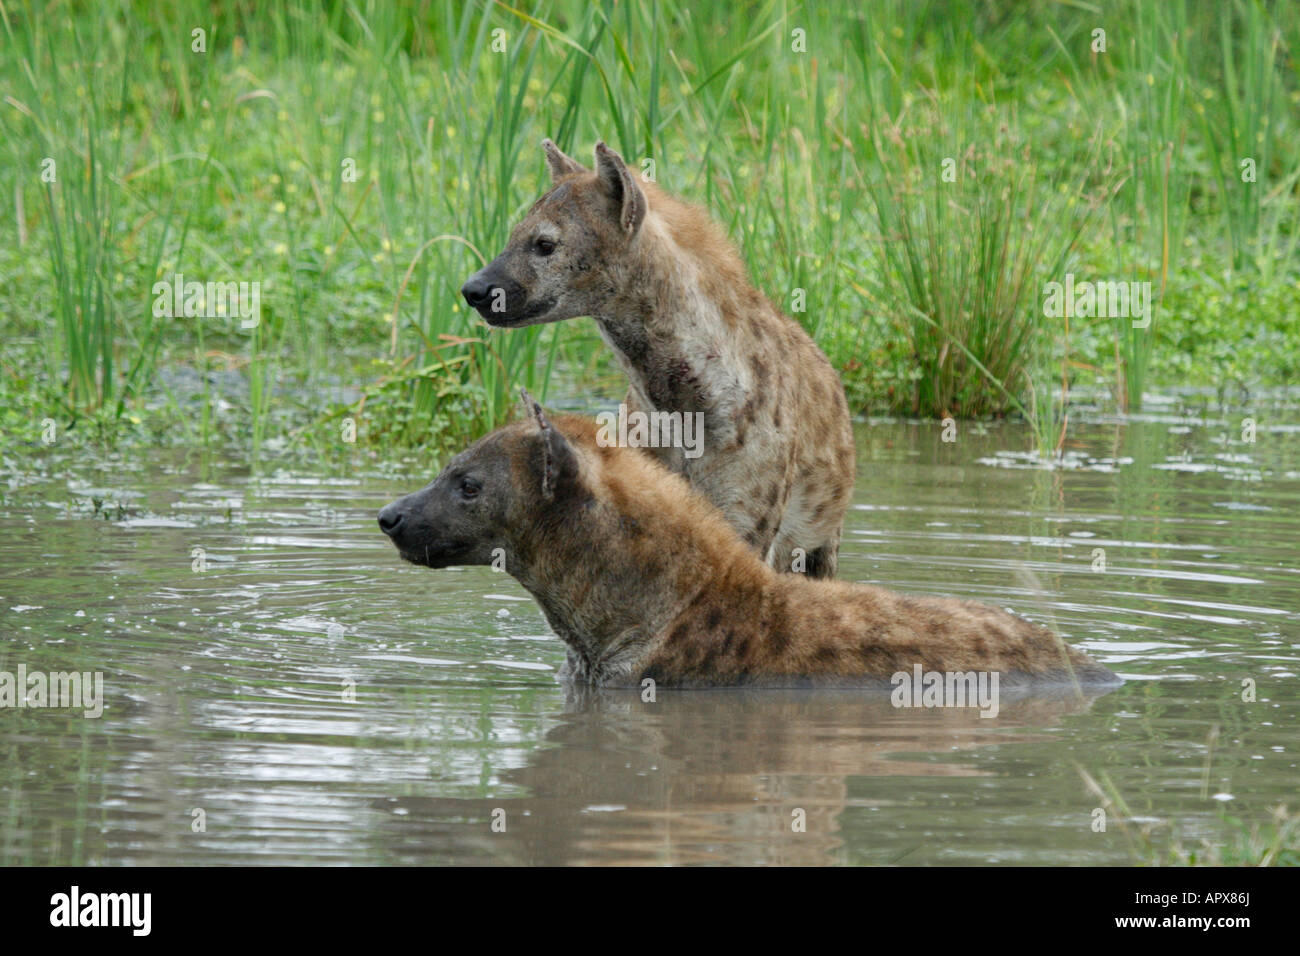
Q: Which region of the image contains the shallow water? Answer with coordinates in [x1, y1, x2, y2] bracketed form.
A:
[2, 408, 1298, 865]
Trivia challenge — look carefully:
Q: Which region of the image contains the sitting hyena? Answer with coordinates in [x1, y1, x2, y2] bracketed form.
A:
[378, 394, 1119, 690]
[460, 139, 855, 579]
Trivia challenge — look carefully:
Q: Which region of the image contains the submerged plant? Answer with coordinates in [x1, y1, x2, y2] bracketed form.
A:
[1078, 732, 1300, 867]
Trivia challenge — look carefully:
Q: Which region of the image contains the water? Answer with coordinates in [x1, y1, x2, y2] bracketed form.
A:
[3, 409, 1297, 865]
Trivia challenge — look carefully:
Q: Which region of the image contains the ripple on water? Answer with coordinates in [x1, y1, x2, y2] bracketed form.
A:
[2, 414, 1298, 864]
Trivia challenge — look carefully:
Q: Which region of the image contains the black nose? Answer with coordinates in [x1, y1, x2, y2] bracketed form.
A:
[377, 504, 404, 536]
[461, 274, 493, 309]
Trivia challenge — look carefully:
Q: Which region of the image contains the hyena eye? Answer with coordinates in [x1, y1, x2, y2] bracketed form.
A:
[534, 238, 557, 256]
[458, 477, 481, 499]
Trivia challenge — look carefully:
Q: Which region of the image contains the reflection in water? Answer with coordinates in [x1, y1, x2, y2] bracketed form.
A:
[2, 412, 1298, 864]
[380, 684, 1117, 865]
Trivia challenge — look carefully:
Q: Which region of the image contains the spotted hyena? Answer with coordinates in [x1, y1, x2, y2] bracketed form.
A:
[378, 395, 1119, 690]
[460, 139, 856, 579]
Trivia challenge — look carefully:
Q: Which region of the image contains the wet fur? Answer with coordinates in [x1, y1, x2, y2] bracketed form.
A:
[380, 413, 1120, 691]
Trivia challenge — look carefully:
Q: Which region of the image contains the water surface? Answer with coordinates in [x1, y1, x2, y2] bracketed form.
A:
[3, 406, 1297, 865]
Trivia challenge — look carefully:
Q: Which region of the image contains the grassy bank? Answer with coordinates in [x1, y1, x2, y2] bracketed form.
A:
[2, 0, 1298, 460]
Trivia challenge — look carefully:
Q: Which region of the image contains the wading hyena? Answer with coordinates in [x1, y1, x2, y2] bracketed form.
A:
[460, 140, 856, 579]
[378, 394, 1119, 690]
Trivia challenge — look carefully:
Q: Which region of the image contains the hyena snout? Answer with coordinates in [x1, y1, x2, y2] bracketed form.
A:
[462, 258, 558, 327]
[378, 478, 500, 569]
[377, 489, 435, 556]
[461, 262, 529, 325]
[377, 500, 406, 536]
[460, 268, 496, 310]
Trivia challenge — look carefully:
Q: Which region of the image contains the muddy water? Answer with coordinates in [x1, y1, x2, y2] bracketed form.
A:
[2, 409, 1297, 865]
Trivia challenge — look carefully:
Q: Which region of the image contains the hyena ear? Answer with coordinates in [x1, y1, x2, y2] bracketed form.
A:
[594, 141, 646, 236]
[542, 138, 585, 182]
[520, 388, 579, 500]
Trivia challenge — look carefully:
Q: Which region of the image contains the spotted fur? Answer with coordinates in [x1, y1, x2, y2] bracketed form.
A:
[378, 409, 1119, 690]
[461, 140, 856, 578]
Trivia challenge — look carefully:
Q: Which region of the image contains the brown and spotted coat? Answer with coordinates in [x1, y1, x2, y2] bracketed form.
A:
[379, 408, 1119, 690]
[461, 140, 856, 578]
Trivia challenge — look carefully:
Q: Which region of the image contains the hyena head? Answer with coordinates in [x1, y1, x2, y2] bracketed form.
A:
[461, 139, 647, 328]
[378, 390, 584, 569]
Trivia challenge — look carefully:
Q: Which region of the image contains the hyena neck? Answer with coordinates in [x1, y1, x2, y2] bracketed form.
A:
[514, 506, 756, 684]
[593, 215, 754, 414]
[519, 563, 701, 684]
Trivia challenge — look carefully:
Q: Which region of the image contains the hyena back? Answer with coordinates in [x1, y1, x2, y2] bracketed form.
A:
[461, 139, 855, 578]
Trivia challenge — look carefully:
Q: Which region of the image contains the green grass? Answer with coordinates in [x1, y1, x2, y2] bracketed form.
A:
[854, 97, 1094, 427]
[1079, 755, 1300, 867]
[1, 0, 1298, 460]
